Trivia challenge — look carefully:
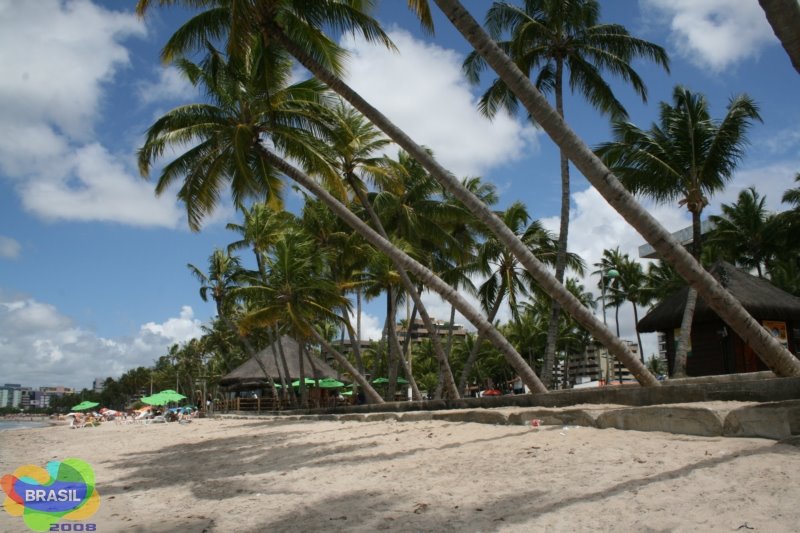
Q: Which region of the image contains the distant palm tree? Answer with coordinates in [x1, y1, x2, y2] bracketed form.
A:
[597, 85, 762, 376]
[463, 0, 669, 387]
[187, 249, 243, 321]
[616, 255, 649, 360]
[644, 261, 684, 306]
[236, 232, 384, 405]
[707, 187, 782, 277]
[227, 203, 295, 281]
[459, 202, 582, 391]
[316, 107, 459, 399]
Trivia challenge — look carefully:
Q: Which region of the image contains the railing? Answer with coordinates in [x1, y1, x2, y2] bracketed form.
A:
[219, 395, 355, 412]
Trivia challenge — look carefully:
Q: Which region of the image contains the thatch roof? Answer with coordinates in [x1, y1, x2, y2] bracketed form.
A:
[219, 336, 340, 387]
[638, 261, 800, 333]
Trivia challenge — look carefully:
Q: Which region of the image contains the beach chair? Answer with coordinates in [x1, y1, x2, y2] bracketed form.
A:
[68, 415, 86, 429]
[146, 414, 167, 424]
[134, 411, 152, 424]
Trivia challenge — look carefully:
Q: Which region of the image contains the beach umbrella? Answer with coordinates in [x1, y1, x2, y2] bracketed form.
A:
[157, 390, 186, 402]
[140, 394, 170, 406]
[318, 378, 345, 389]
[71, 401, 99, 411]
[291, 378, 318, 387]
[371, 377, 409, 385]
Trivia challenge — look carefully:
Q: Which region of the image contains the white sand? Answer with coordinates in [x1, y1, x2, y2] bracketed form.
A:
[2, 413, 799, 532]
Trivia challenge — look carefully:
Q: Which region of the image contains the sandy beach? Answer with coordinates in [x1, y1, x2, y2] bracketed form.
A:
[2, 412, 799, 532]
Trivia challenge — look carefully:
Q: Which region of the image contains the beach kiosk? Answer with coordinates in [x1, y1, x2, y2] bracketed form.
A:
[637, 261, 800, 377]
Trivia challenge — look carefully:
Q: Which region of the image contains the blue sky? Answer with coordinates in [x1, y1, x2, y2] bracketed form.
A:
[1, 0, 798, 389]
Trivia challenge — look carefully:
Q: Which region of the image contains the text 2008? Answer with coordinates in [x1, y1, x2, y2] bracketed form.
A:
[49, 524, 97, 531]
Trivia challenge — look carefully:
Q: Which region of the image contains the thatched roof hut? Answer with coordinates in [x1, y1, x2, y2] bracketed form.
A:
[637, 261, 800, 376]
[220, 336, 340, 389]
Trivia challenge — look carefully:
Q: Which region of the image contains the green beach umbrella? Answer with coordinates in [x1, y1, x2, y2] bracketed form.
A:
[157, 390, 186, 401]
[71, 401, 99, 411]
[371, 377, 409, 385]
[140, 394, 170, 406]
[318, 378, 345, 389]
[291, 378, 318, 387]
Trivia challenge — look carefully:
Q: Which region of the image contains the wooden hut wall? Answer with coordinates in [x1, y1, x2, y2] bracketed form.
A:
[685, 320, 728, 376]
[666, 318, 800, 377]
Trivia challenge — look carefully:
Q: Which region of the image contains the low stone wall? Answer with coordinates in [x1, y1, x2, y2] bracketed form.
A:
[219, 400, 800, 440]
[218, 375, 800, 440]
[314, 375, 800, 414]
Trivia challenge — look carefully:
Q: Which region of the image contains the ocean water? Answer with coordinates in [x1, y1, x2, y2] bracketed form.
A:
[0, 420, 50, 430]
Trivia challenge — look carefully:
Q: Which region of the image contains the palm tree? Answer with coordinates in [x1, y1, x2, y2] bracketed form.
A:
[645, 260, 684, 305]
[137, 0, 660, 387]
[299, 196, 371, 375]
[187, 248, 243, 320]
[236, 232, 384, 405]
[707, 187, 782, 277]
[227, 203, 295, 281]
[463, 0, 669, 387]
[460, 202, 583, 391]
[138, 41, 333, 231]
[316, 107, 459, 399]
[592, 247, 626, 336]
[596, 85, 762, 376]
[616, 255, 649, 360]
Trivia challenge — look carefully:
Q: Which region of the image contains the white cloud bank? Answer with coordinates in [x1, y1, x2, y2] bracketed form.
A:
[341, 29, 540, 178]
[0, 0, 183, 227]
[0, 294, 203, 390]
[641, 0, 775, 72]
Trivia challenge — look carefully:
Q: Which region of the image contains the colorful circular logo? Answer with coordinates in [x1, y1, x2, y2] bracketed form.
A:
[1, 458, 100, 532]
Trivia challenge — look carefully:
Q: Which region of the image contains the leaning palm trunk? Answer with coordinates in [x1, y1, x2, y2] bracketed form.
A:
[309, 328, 384, 404]
[673, 288, 698, 377]
[347, 175, 459, 399]
[261, 147, 549, 394]
[759, 0, 800, 74]
[433, 0, 800, 378]
[268, 23, 658, 387]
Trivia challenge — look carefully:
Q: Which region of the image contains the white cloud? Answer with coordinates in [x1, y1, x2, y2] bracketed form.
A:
[0, 236, 21, 259]
[0, 0, 185, 228]
[0, 295, 203, 389]
[0, 0, 145, 140]
[348, 311, 384, 342]
[341, 29, 540, 177]
[137, 65, 198, 104]
[18, 143, 183, 226]
[141, 305, 204, 341]
[711, 161, 800, 213]
[758, 128, 800, 158]
[641, 0, 775, 71]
